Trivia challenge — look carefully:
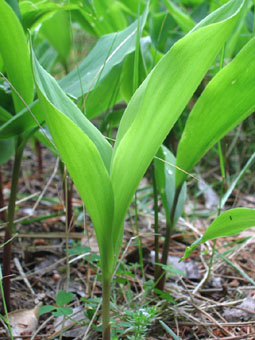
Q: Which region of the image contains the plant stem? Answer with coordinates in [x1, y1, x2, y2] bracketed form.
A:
[135, 193, 145, 283]
[102, 277, 111, 340]
[34, 139, 43, 181]
[152, 163, 159, 280]
[156, 187, 181, 291]
[0, 166, 6, 222]
[60, 161, 74, 232]
[2, 138, 23, 311]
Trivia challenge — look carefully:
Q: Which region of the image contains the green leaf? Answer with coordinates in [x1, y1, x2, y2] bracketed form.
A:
[56, 290, 74, 306]
[0, 6, 149, 136]
[76, 0, 127, 36]
[59, 7, 149, 100]
[154, 145, 186, 224]
[0, 101, 43, 140]
[176, 36, 255, 189]
[20, 1, 77, 31]
[0, 106, 12, 123]
[111, 0, 245, 257]
[39, 305, 56, 316]
[40, 11, 71, 63]
[53, 307, 73, 317]
[31, 47, 112, 171]
[182, 208, 255, 260]
[163, 0, 195, 33]
[0, 138, 15, 165]
[31, 48, 115, 277]
[5, 0, 21, 22]
[0, 0, 34, 113]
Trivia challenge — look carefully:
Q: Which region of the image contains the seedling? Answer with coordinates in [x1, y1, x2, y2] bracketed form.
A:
[39, 290, 74, 317]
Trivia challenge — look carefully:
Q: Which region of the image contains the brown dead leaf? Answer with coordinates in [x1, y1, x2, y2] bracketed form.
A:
[6, 304, 40, 338]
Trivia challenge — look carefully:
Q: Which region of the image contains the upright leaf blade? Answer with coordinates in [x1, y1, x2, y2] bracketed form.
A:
[31, 50, 115, 276]
[59, 7, 149, 99]
[0, 0, 34, 113]
[31, 47, 112, 171]
[176, 36, 255, 189]
[111, 0, 244, 256]
[40, 11, 71, 63]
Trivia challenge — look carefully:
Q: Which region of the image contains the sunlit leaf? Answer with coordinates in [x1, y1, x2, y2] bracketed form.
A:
[111, 0, 244, 257]
[182, 208, 255, 259]
[0, 0, 34, 112]
[176, 37, 255, 189]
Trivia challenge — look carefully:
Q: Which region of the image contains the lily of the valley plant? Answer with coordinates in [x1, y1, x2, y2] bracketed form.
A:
[30, 0, 255, 338]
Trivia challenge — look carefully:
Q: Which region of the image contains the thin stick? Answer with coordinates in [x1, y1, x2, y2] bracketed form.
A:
[13, 257, 35, 296]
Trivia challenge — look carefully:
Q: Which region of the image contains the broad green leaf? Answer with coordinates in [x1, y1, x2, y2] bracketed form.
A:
[163, 0, 195, 33]
[59, 7, 148, 99]
[0, 0, 34, 113]
[112, 0, 243, 253]
[0, 101, 43, 139]
[5, 0, 21, 22]
[39, 305, 56, 316]
[154, 145, 186, 224]
[32, 48, 112, 171]
[76, 0, 127, 37]
[176, 36, 255, 189]
[120, 37, 153, 103]
[224, 0, 250, 57]
[0, 106, 12, 123]
[20, 2, 77, 31]
[56, 290, 74, 306]
[34, 40, 58, 73]
[53, 307, 73, 317]
[182, 208, 255, 259]
[0, 8, 149, 136]
[149, 12, 177, 53]
[0, 138, 15, 165]
[31, 48, 115, 276]
[111, 0, 244, 256]
[40, 11, 71, 63]
[84, 64, 123, 119]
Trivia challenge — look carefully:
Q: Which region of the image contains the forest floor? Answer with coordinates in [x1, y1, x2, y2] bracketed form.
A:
[1, 144, 255, 340]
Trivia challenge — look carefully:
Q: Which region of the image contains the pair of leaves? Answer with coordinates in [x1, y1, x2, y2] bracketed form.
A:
[31, 0, 245, 278]
[39, 290, 74, 317]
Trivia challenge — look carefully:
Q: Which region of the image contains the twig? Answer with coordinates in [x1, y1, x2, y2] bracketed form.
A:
[13, 257, 35, 296]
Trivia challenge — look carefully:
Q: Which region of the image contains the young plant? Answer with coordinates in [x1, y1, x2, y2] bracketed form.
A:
[31, 1, 245, 338]
[175, 37, 255, 265]
[156, 7, 255, 291]
[0, 0, 34, 311]
[124, 306, 157, 340]
[39, 290, 74, 317]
